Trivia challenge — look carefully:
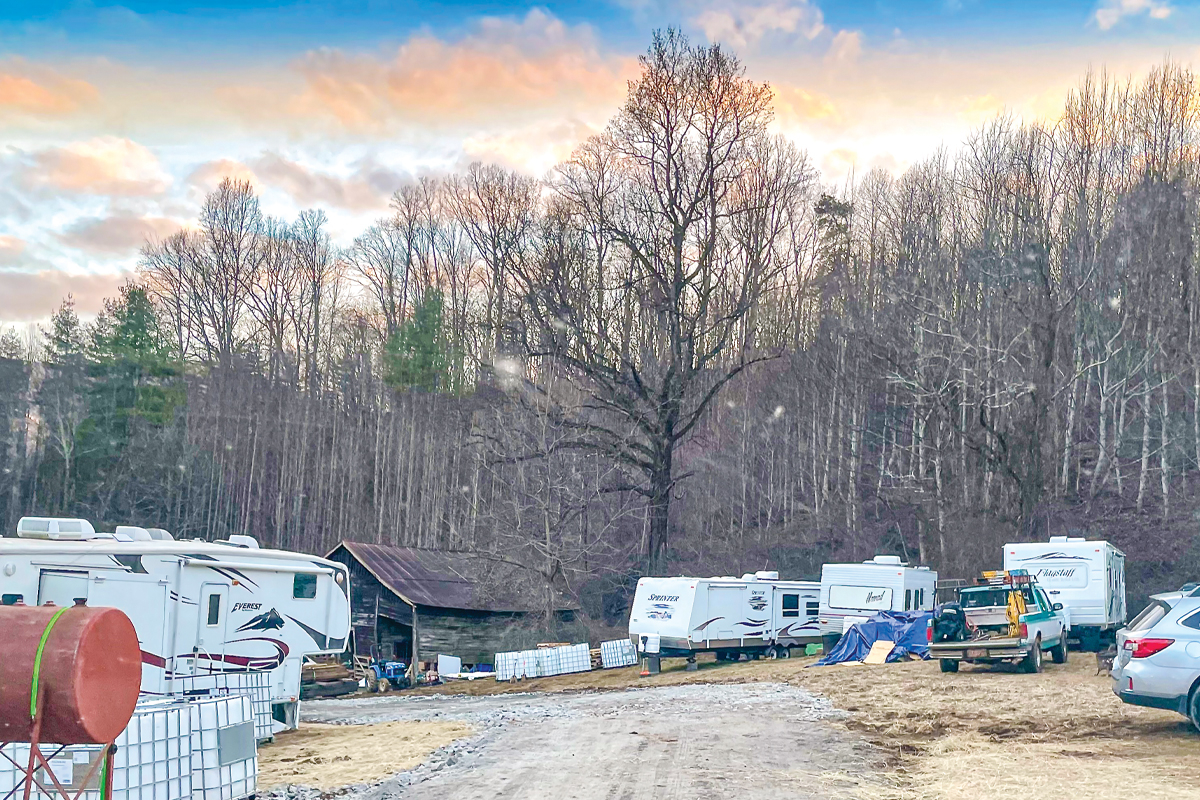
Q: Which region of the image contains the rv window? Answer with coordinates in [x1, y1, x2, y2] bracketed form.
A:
[806, 601, 819, 617]
[905, 590, 912, 611]
[916, 589, 923, 609]
[206, 593, 221, 626]
[782, 594, 800, 618]
[2, 593, 22, 605]
[294, 573, 317, 599]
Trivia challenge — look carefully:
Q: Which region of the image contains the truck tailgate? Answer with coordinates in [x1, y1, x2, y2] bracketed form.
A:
[929, 637, 1026, 658]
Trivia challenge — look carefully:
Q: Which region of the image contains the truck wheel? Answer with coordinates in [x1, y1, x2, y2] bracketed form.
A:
[1022, 639, 1043, 674]
[1051, 634, 1068, 665]
[940, 659, 959, 673]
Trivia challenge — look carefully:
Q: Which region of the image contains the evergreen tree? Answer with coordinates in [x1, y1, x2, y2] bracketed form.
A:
[384, 290, 448, 392]
[43, 295, 86, 363]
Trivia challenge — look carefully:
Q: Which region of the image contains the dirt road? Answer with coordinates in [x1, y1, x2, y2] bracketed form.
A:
[296, 683, 881, 799]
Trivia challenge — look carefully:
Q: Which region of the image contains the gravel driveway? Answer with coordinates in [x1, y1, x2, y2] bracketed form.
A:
[285, 683, 880, 799]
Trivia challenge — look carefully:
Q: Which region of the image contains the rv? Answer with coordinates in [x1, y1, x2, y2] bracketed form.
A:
[628, 571, 820, 660]
[0, 517, 351, 735]
[1003, 536, 1126, 649]
[818, 556, 938, 649]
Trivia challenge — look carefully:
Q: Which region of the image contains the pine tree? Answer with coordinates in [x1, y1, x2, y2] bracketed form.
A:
[384, 290, 448, 392]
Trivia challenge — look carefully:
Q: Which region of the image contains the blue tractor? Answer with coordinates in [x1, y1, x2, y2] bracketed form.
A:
[365, 660, 410, 692]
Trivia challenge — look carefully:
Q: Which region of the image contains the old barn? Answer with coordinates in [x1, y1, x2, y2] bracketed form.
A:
[326, 541, 573, 667]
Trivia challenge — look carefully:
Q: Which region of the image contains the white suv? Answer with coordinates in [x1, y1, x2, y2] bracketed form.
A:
[1112, 589, 1200, 732]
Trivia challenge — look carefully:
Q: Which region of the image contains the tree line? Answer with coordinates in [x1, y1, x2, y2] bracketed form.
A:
[3, 32, 1199, 621]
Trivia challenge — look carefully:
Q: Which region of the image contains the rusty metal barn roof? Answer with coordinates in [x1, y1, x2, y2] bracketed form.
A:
[329, 540, 546, 613]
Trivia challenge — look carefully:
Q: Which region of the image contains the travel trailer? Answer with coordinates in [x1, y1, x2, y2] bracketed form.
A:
[628, 572, 821, 660]
[818, 556, 938, 649]
[1003, 536, 1126, 648]
[0, 517, 351, 735]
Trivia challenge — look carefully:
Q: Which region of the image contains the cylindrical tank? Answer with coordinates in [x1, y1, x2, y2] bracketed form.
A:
[0, 604, 141, 744]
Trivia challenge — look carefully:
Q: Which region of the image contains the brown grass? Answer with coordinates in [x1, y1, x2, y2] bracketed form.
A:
[257, 721, 472, 790]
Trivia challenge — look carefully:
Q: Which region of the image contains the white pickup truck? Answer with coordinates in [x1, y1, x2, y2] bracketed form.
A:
[929, 573, 1070, 673]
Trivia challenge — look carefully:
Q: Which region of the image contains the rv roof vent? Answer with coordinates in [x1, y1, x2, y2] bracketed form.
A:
[741, 573, 757, 581]
[1049, 536, 1068, 543]
[868, 555, 904, 566]
[226, 535, 260, 549]
[114, 525, 153, 542]
[146, 528, 174, 541]
[755, 571, 779, 580]
[1068, 537, 1087, 542]
[112, 533, 133, 542]
[16, 517, 96, 540]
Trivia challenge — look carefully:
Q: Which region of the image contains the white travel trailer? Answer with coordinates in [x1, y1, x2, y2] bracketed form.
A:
[818, 556, 938, 647]
[628, 571, 821, 660]
[0, 517, 351, 734]
[1003, 536, 1126, 648]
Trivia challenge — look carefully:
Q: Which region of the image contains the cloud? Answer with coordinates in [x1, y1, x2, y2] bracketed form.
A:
[0, 61, 97, 118]
[463, 118, 599, 174]
[249, 153, 403, 212]
[1093, 0, 1172, 30]
[771, 84, 840, 129]
[826, 30, 863, 64]
[282, 9, 635, 134]
[690, 0, 825, 47]
[186, 158, 262, 194]
[0, 269, 130, 323]
[57, 214, 181, 255]
[0, 235, 25, 266]
[26, 137, 170, 196]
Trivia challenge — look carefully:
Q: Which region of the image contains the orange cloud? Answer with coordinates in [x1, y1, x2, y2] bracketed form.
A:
[0, 69, 97, 117]
[28, 137, 169, 196]
[250, 153, 401, 211]
[186, 159, 261, 193]
[463, 119, 598, 174]
[286, 10, 636, 132]
[771, 84, 839, 128]
[0, 235, 25, 266]
[58, 215, 182, 255]
[0, 269, 131, 323]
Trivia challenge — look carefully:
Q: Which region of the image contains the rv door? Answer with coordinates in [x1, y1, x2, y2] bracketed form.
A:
[197, 583, 230, 672]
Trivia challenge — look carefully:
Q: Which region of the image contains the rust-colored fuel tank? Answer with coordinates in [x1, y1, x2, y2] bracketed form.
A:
[0, 604, 141, 744]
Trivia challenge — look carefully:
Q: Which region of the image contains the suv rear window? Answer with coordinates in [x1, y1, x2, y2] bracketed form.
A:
[1127, 601, 1171, 633]
[1180, 609, 1200, 630]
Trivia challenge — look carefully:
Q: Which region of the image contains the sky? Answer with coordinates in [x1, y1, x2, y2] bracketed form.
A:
[1, 0, 1198, 324]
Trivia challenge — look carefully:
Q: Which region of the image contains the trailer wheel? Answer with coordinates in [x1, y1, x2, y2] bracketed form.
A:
[777, 645, 791, 659]
[940, 659, 959, 673]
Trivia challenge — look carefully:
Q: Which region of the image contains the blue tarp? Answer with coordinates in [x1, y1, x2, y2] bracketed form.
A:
[814, 610, 933, 665]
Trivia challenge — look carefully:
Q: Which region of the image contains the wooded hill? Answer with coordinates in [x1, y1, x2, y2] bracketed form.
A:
[2, 32, 1199, 624]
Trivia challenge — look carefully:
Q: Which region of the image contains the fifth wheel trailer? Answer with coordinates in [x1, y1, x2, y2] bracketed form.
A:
[628, 572, 820, 660]
[818, 556, 938, 650]
[1003, 536, 1126, 649]
[0, 516, 351, 735]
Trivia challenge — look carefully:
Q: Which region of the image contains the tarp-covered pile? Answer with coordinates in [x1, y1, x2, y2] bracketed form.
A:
[815, 610, 932, 666]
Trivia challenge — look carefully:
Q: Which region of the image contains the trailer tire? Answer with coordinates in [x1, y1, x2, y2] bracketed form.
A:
[1022, 638, 1044, 673]
[1051, 634, 1068, 665]
[940, 659, 959, 673]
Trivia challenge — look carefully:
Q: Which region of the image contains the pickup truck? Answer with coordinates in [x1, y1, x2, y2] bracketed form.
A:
[929, 575, 1070, 673]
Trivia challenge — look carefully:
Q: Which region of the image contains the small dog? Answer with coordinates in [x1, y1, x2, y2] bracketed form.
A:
[1095, 645, 1118, 675]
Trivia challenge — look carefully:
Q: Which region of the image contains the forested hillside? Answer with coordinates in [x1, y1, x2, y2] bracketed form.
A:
[3, 33, 1199, 621]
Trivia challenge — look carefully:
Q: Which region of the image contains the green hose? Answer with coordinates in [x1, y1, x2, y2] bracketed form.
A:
[29, 606, 69, 719]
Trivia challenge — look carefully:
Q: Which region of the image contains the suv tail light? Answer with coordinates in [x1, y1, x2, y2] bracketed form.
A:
[1126, 638, 1174, 659]
[1018, 622, 1028, 639]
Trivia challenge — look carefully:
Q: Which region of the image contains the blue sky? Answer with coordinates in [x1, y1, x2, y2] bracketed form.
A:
[0, 0, 1196, 323]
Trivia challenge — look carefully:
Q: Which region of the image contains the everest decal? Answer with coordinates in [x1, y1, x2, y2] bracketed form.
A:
[236, 607, 285, 632]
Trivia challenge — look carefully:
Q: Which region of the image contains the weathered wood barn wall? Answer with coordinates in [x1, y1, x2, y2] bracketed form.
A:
[327, 541, 570, 665]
